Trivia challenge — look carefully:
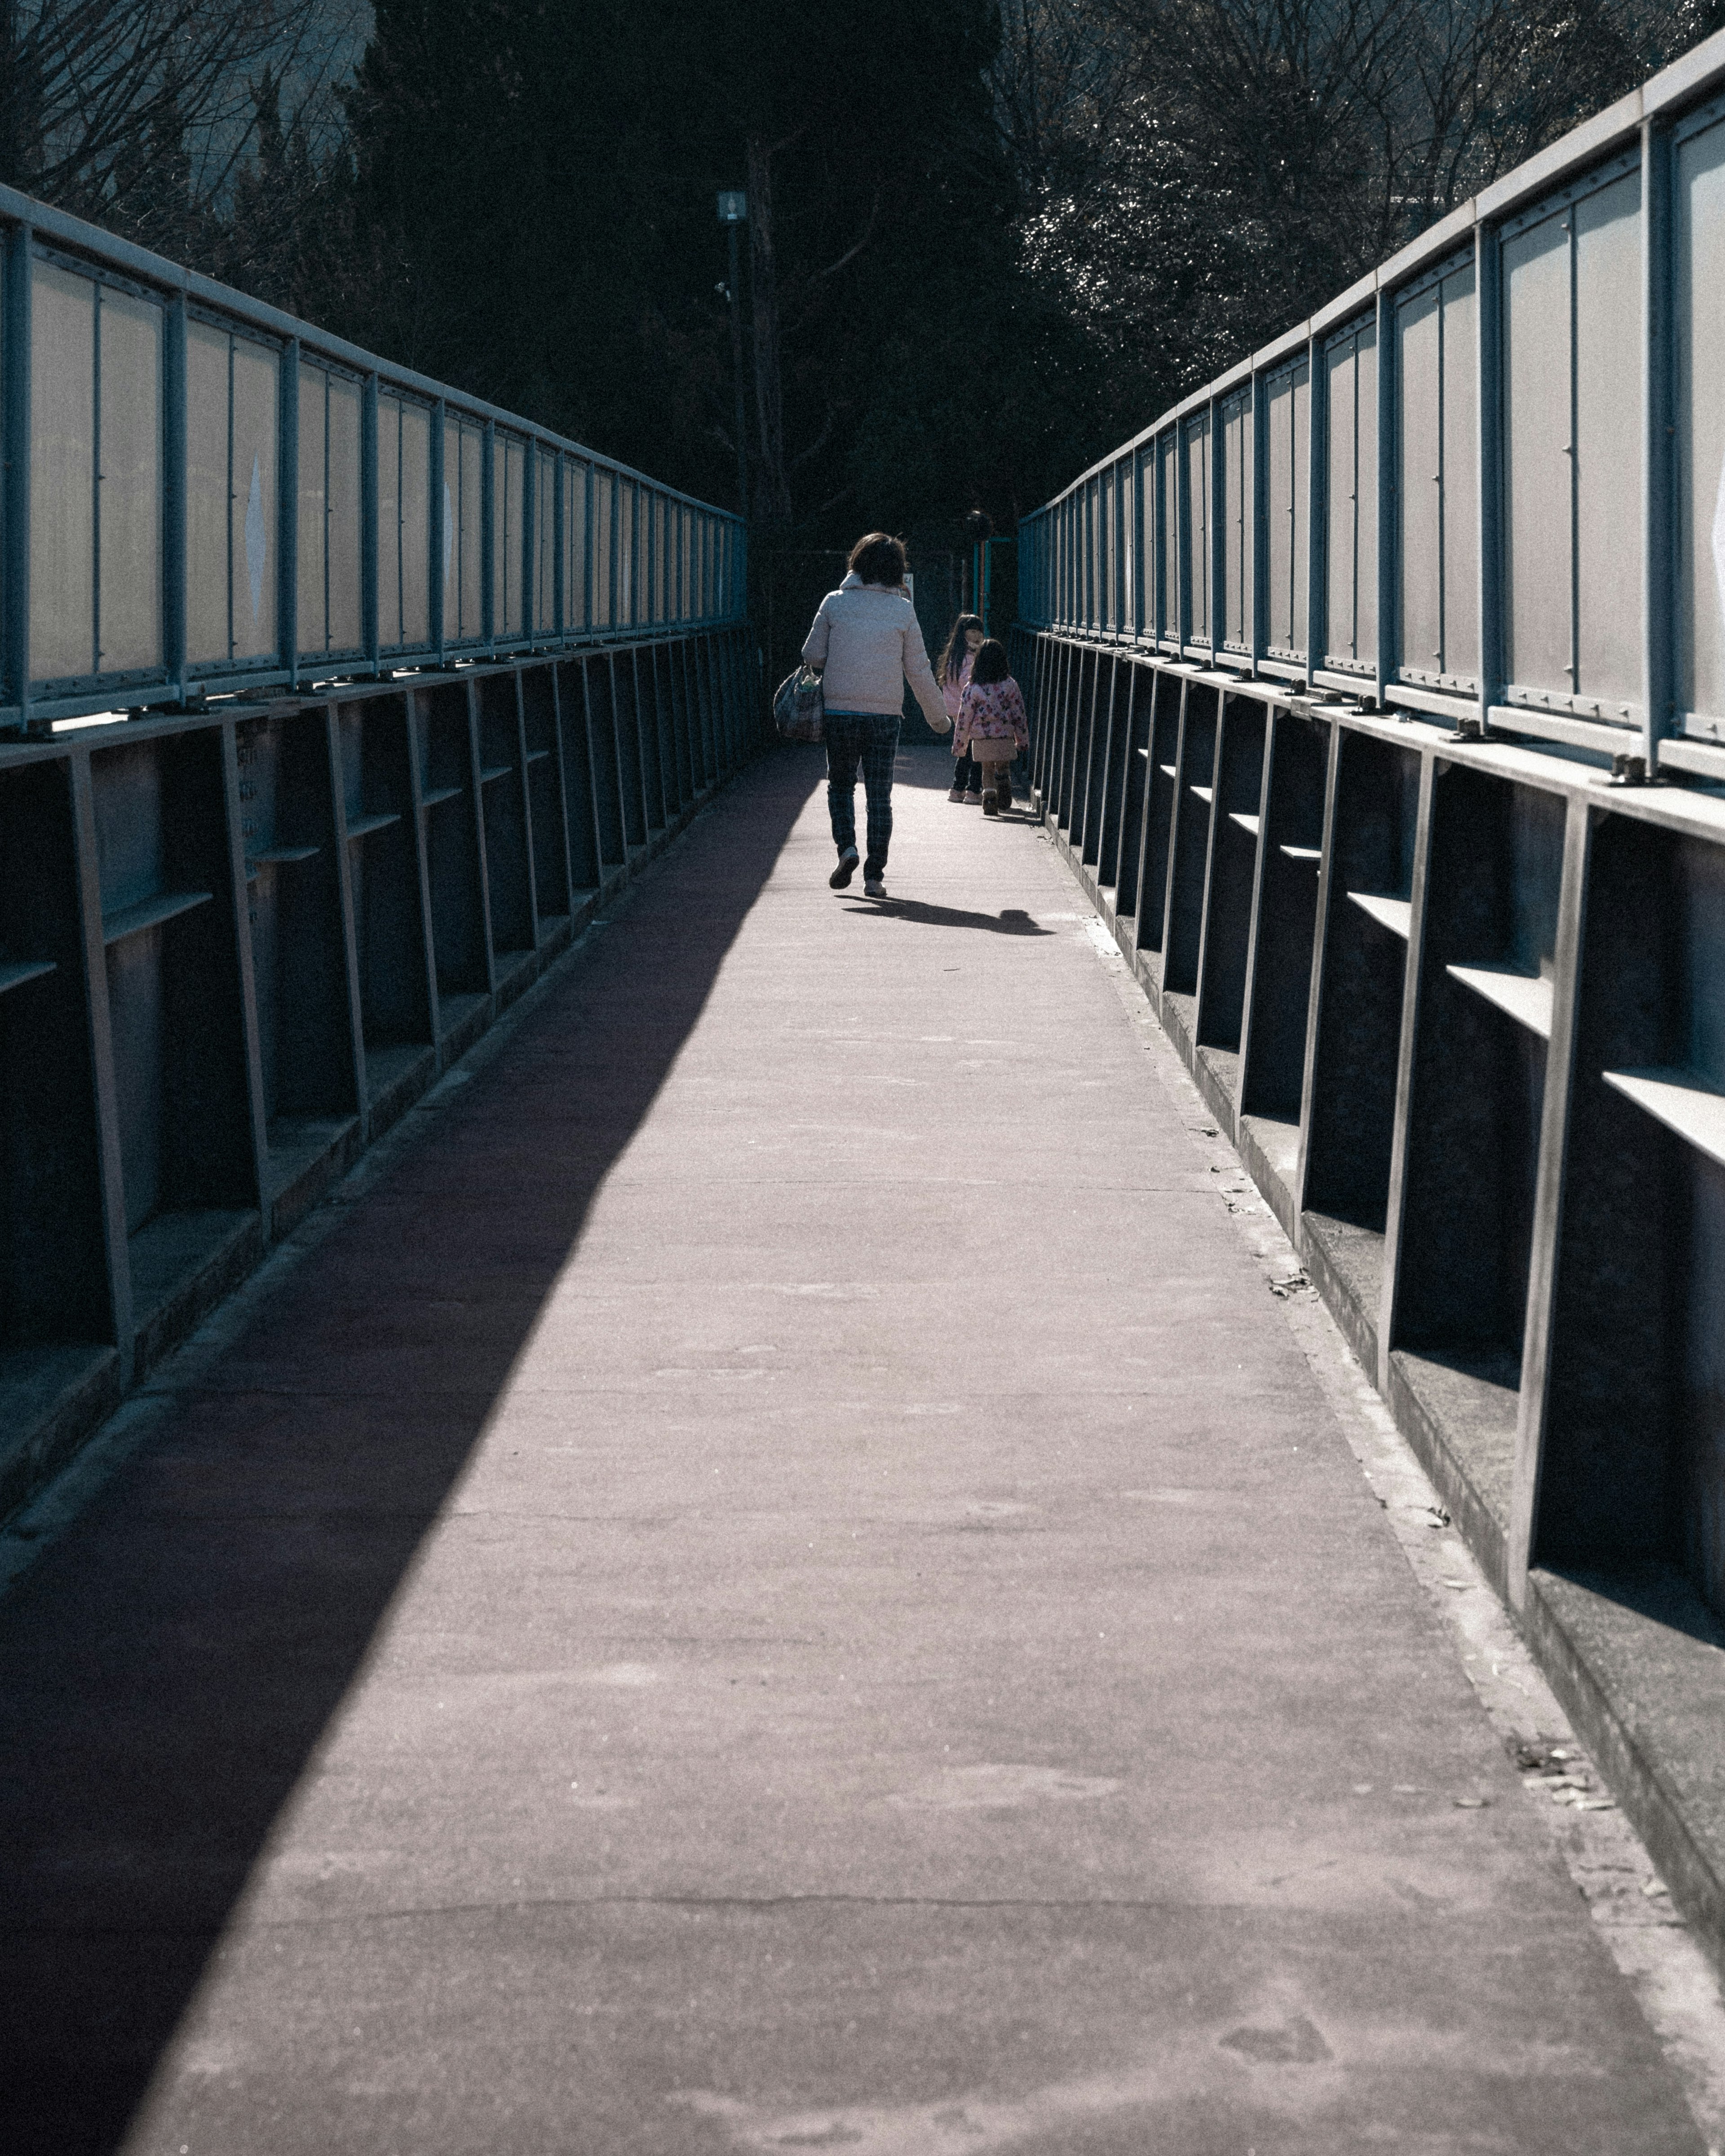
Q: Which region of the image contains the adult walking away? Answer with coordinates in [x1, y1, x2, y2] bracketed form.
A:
[802, 532, 950, 900]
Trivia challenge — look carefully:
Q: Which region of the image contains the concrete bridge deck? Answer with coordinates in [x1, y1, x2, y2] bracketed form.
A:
[1, 745, 1717, 2153]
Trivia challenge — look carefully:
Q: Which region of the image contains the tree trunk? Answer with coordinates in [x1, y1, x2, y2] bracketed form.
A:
[746, 132, 792, 527]
[0, 0, 42, 193]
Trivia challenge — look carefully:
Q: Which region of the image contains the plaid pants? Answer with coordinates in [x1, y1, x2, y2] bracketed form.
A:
[824, 712, 900, 875]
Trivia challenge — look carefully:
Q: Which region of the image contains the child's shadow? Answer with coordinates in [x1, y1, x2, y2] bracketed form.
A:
[843, 899, 1053, 936]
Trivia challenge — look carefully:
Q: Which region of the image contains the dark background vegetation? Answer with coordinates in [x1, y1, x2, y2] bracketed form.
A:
[3, 0, 1724, 554]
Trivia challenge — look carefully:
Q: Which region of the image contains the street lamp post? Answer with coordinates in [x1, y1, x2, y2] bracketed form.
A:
[717, 190, 749, 523]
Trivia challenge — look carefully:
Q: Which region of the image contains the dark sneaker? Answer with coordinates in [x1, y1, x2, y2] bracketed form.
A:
[829, 847, 858, 890]
[982, 789, 1000, 816]
[863, 876, 887, 900]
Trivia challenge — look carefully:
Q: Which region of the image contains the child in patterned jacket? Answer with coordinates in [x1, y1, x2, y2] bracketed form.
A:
[938, 614, 985, 802]
[954, 640, 1029, 817]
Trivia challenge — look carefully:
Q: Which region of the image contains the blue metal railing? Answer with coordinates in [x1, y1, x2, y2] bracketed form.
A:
[0, 186, 747, 733]
[1017, 25, 1725, 788]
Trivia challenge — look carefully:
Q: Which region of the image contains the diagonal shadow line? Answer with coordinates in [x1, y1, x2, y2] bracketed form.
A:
[0, 751, 819, 2156]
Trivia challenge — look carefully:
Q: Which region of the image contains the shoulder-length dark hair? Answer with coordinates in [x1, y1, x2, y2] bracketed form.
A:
[938, 613, 984, 687]
[848, 531, 907, 586]
[970, 637, 1010, 686]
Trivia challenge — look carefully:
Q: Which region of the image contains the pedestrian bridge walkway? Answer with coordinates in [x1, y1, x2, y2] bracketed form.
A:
[0, 747, 1710, 2152]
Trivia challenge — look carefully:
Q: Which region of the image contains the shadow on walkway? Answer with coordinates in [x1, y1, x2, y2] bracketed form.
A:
[0, 752, 817, 2156]
[840, 897, 1052, 936]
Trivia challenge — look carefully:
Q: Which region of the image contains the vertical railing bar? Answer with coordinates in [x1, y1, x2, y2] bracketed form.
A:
[2, 223, 29, 723]
[584, 461, 594, 636]
[1252, 369, 1268, 672]
[554, 447, 565, 644]
[225, 333, 236, 665]
[279, 338, 299, 689]
[91, 285, 102, 677]
[1476, 223, 1504, 734]
[480, 420, 494, 654]
[322, 370, 332, 664]
[67, 743, 135, 1368]
[1567, 209, 1581, 702]
[609, 470, 619, 636]
[1375, 287, 1395, 709]
[522, 437, 536, 647]
[1306, 332, 1325, 688]
[163, 292, 186, 706]
[1434, 279, 1447, 680]
[429, 397, 445, 664]
[1643, 114, 1673, 773]
[1210, 395, 1224, 658]
[362, 371, 379, 675]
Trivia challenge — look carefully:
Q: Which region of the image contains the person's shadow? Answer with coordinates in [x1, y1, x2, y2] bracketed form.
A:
[841, 898, 1053, 935]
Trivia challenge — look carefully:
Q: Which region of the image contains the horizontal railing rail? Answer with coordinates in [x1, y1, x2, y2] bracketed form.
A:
[1017, 25, 1725, 791]
[0, 184, 747, 734]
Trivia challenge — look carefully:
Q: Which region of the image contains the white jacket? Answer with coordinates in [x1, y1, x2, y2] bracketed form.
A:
[801, 572, 951, 730]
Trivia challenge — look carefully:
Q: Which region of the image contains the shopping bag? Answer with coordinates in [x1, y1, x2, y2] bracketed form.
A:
[773, 664, 825, 744]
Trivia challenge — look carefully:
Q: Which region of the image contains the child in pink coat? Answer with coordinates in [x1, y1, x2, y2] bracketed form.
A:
[954, 639, 1029, 817]
[938, 614, 985, 802]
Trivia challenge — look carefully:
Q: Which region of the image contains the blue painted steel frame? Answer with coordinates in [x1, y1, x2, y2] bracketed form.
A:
[1016, 24, 1725, 787]
[0, 181, 746, 735]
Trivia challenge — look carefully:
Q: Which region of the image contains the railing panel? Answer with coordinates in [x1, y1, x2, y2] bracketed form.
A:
[1675, 100, 1725, 734]
[187, 324, 281, 672]
[378, 392, 431, 654]
[185, 320, 230, 667]
[1183, 412, 1210, 646]
[1396, 254, 1476, 691]
[296, 366, 327, 658]
[494, 434, 525, 641]
[619, 478, 636, 628]
[1574, 169, 1641, 713]
[564, 460, 589, 632]
[1157, 433, 1177, 643]
[1265, 359, 1309, 660]
[1220, 386, 1252, 653]
[297, 364, 365, 663]
[1504, 215, 1572, 698]
[534, 446, 555, 636]
[445, 416, 482, 645]
[1504, 161, 1642, 721]
[1322, 317, 1377, 675]
[31, 262, 96, 683]
[97, 289, 163, 677]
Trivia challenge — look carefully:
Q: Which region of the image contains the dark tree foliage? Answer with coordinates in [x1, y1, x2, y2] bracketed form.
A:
[0, 0, 346, 261]
[280, 0, 1104, 543]
[1012, 0, 1725, 427]
[20, 0, 1725, 544]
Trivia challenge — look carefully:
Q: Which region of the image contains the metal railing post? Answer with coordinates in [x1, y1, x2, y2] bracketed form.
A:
[279, 338, 299, 689]
[429, 398, 446, 663]
[481, 421, 495, 653]
[362, 372, 379, 675]
[1375, 288, 1396, 709]
[1305, 333, 1325, 689]
[3, 223, 29, 724]
[1251, 370, 1269, 672]
[1643, 115, 1674, 773]
[1476, 223, 1504, 736]
[1210, 396, 1225, 658]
